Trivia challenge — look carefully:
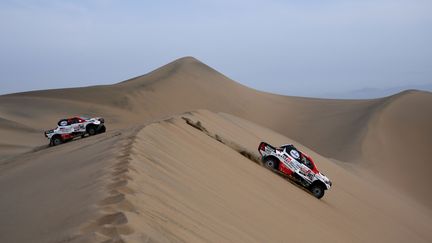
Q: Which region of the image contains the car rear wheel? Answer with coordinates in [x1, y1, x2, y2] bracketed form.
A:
[310, 184, 325, 199]
[264, 158, 278, 170]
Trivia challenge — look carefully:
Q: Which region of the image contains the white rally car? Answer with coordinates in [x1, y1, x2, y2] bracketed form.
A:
[44, 116, 106, 146]
[258, 142, 332, 199]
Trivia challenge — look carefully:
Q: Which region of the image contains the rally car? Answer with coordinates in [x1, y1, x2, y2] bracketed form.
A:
[258, 142, 332, 199]
[44, 116, 106, 146]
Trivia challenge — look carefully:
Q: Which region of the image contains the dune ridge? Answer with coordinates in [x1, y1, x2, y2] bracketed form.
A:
[79, 131, 138, 242]
[1, 57, 431, 205]
[0, 129, 136, 243]
[1, 57, 432, 242]
[65, 110, 431, 243]
[0, 117, 39, 132]
[1, 108, 431, 242]
[361, 90, 432, 203]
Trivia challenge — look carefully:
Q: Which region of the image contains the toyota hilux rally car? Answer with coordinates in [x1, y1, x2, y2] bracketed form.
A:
[44, 116, 106, 146]
[258, 142, 332, 199]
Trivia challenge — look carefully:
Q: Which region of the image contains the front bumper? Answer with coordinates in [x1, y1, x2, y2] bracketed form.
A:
[325, 181, 332, 190]
[44, 130, 54, 138]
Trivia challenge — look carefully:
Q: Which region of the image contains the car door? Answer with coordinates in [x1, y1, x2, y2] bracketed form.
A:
[278, 148, 299, 172]
[297, 162, 314, 182]
[58, 119, 73, 133]
[76, 118, 86, 132]
[70, 118, 81, 133]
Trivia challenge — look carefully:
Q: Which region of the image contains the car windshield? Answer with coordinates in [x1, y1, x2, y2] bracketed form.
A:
[281, 144, 297, 151]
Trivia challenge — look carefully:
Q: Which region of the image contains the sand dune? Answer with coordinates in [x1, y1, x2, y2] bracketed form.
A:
[1, 57, 431, 242]
[0, 116, 43, 158]
[1, 57, 431, 205]
[0, 117, 39, 132]
[362, 90, 432, 205]
[0, 129, 135, 243]
[1, 110, 430, 243]
[121, 110, 431, 242]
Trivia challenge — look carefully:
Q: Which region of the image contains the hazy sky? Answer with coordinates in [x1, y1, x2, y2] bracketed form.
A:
[1, 0, 431, 97]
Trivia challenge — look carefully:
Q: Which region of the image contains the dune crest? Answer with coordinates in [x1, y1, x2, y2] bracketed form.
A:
[85, 111, 432, 242]
[2, 57, 431, 205]
[362, 90, 432, 204]
[1, 58, 432, 242]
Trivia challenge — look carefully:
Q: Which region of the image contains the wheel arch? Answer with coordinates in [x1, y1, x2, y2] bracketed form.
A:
[262, 155, 281, 168]
[51, 134, 62, 140]
[85, 123, 96, 130]
[50, 134, 63, 146]
[86, 123, 98, 131]
[309, 180, 327, 191]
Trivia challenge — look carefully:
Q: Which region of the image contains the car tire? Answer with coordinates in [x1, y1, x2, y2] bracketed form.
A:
[99, 125, 106, 133]
[51, 137, 62, 146]
[264, 157, 278, 170]
[87, 126, 96, 136]
[310, 184, 325, 199]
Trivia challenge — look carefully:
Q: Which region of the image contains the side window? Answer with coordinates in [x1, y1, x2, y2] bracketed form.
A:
[282, 145, 299, 159]
[71, 118, 79, 124]
[304, 158, 313, 170]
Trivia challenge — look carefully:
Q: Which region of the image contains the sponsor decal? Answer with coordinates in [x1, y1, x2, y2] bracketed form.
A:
[299, 167, 310, 175]
[290, 150, 300, 159]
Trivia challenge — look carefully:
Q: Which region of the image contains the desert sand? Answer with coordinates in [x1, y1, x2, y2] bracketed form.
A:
[0, 57, 431, 242]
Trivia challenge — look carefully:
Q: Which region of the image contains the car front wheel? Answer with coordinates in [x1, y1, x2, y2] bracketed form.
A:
[99, 125, 106, 133]
[51, 137, 62, 146]
[310, 184, 325, 199]
[87, 126, 96, 136]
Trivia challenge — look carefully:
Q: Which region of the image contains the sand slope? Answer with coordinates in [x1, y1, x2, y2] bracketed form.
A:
[1, 57, 431, 206]
[2, 110, 430, 243]
[0, 129, 135, 243]
[0, 57, 380, 162]
[118, 110, 432, 242]
[362, 90, 432, 204]
[1, 57, 432, 242]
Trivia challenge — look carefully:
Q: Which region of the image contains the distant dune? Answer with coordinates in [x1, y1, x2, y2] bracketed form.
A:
[0, 57, 431, 242]
[320, 84, 432, 99]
